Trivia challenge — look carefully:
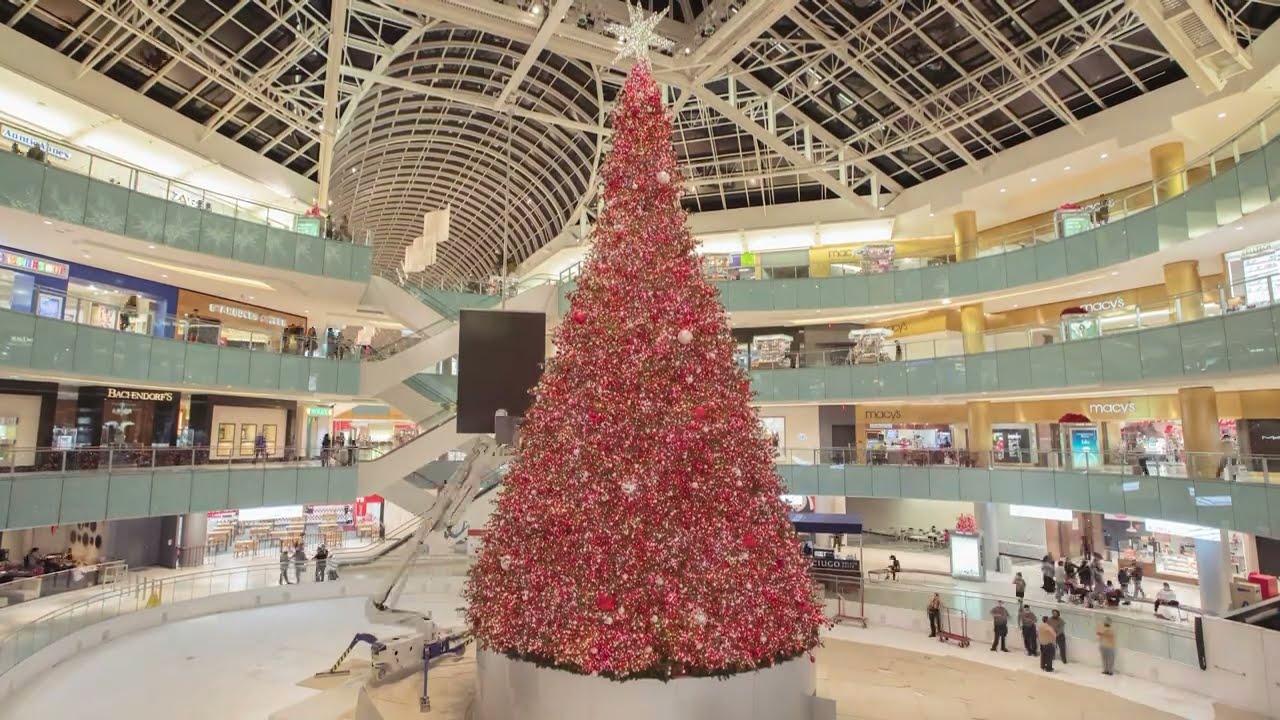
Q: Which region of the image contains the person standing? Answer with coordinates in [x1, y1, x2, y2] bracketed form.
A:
[1054, 561, 1068, 602]
[320, 433, 332, 466]
[1131, 563, 1146, 598]
[927, 593, 942, 638]
[888, 554, 900, 580]
[292, 544, 307, 584]
[1097, 618, 1117, 675]
[278, 548, 292, 585]
[253, 431, 267, 464]
[1049, 609, 1067, 663]
[1218, 433, 1237, 479]
[1038, 616, 1058, 672]
[1041, 556, 1055, 593]
[1117, 566, 1131, 604]
[314, 545, 329, 582]
[990, 600, 1010, 652]
[1013, 572, 1027, 604]
[1020, 605, 1038, 656]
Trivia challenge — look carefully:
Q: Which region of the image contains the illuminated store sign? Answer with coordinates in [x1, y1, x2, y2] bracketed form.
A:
[1, 126, 72, 161]
[1079, 297, 1126, 313]
[106, 387, 175, 402]
[208, 303, 288, 328]
[1088, 402, 1137, 415]
[0, 250, 69, 279]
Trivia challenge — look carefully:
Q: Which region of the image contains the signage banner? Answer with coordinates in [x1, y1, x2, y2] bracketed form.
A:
[106, 387, 175, 402]
[0, 250, 69, 279]
[2, 126, 72, 161]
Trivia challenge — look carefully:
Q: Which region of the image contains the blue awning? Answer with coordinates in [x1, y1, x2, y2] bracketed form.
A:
[789, 512, 863, 535]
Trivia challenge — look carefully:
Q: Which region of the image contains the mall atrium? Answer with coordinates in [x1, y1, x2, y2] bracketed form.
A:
[0, 0, 1279, 718]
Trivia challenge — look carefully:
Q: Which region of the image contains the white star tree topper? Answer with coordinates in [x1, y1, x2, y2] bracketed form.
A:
[604, 4, 675, 63]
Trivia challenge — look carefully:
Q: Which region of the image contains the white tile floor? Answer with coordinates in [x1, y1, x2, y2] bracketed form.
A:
[2, 596, 1258, 720]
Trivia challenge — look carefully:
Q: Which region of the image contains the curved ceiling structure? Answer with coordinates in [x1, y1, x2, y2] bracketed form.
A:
[1, 0, 1278, 282]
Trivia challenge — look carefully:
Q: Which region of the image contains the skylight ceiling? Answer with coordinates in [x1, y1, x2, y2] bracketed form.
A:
[0, 0, 1275, 282]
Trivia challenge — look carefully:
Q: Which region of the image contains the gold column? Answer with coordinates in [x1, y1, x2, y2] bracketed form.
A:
[1178, 387, 1221, 479]
[1163, 260, 1204, 321]
[960, 304, 986, 354]
[953, 210, 978, 261]
[1150, 142, 1187, 202]
[968, 400, 992, 467]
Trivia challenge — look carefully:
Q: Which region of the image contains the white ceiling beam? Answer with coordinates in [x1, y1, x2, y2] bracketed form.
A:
[496, 0, 576, 106]
[692, 86, 872, 210]
[318, 0, 349, 209]
[344, 66, 609, 135]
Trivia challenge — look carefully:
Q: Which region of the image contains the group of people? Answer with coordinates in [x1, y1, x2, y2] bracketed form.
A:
[1028, 553, 1182, 619]
[281, 324, 320, 355]
[983, 598, 1118, 675]
[277, 544, 333, 584]
[320, 432, 359, 467]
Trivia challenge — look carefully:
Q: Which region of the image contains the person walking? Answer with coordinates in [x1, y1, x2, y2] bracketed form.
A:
[1116, 566, 1131, 604]
[320, 433, 332, 466]
[989, 600, 1010, 652]
[314, 544, 329, 582]
[1217, 433, 1238, 479]
[927, 593, 942, 638]
[1041, 556, 1055, 593]
[253, 431, 267, 464]
[1019, 605, 1038, 656]
[292, 544, 307, 584]
[1013, 572, 1026, 604]
[1097, 618, 1117, 675]
[1054, 560, 1068, 603]
[1131, 563, 1146, 598]
[1038, 616, 1058, 672]
[1049, 609, 1067, 664]
[278, 548, 292, 585]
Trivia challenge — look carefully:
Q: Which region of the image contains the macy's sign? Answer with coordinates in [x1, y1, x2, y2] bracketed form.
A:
[1088, 402, 1136, 415]
[1079, 297, 1126, 313]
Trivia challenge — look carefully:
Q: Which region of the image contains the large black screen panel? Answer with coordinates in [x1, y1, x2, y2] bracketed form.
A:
[456, 309, 546, 433]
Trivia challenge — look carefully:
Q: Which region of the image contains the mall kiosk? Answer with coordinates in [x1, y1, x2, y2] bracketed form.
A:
[791, 512, 866, 628]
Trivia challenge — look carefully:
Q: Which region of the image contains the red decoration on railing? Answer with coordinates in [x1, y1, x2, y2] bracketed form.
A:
[1059, 306, 1087, 316]
[1059, 413, 1091, 424]
[955, 513, 976, 533]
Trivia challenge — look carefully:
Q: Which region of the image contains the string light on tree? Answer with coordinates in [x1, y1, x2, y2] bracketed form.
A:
[465, 23, 824, 681]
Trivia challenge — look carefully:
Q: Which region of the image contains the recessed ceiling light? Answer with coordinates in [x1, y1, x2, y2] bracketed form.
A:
[161, 274, 168, 278]
[941, 298, 952, 305]
[929, 212, 935, 217]
[1110, 271, 1119, 276]
[1100, 153, 1109, 159]
[1030, 177, 1037, 183]
[1235, 225, 1244, 230]
[81, 252, 90, 258]
[1063, 166, 1072, 171]
[1218, 112, 1227, 119]
[147, 245, 155, 249]
[999, 188, 1007, 193]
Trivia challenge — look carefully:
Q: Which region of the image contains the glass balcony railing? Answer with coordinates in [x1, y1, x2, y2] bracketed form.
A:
[552, 102, 1280, 311]
[745, 271, 1279, 369]
[776, 447, 1279, 538]
[0, 446, 359, 530]
[0, 306, 361, 395]
[749, 301, 1280, 403]
[0, 150, 372, 282]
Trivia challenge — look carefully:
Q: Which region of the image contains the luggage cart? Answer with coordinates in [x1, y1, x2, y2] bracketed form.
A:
[936, 606, 970, 647]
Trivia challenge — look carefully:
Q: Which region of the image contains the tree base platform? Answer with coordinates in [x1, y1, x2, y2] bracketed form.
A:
[474, 649, 822, 720]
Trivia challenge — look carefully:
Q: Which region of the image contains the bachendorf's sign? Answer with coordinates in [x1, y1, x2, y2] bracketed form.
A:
[107, 388, 175, 402]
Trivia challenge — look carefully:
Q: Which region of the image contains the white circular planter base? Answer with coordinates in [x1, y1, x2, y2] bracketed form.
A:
[474, 649, 817, 720]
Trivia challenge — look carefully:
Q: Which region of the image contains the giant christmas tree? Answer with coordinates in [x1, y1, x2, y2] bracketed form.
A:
[464, 55, 825, 680]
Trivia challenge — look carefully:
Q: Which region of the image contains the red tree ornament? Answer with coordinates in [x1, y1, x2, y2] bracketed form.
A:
[743, 533, 759, 550]
[464, 59, 824, 680]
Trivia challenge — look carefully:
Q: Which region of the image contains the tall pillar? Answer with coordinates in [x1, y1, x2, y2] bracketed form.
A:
[1163, 260, 1204, 321]
[953, 210, 978, 261]
[973, 502, 1001, 576]
[960, 305, 986, 354]
[1195, 531, 1233, 615]
[1178, 386, 1220, 479]
[1150, 141, 1187, 202]
[967, 400, 992, 464]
